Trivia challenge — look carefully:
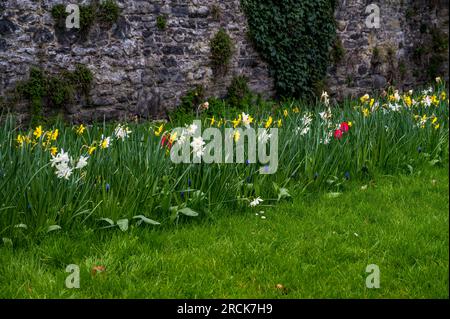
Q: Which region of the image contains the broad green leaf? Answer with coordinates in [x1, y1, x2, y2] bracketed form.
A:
[116, 219, 129, 232]
[178, 207, 199, 217]
[133, 215, 161, 226]
[47, 225, 62, 233]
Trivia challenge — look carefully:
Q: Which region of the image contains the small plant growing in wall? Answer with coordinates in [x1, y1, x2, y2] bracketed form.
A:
[79, 4, 96, 35]
[97, 0, 120, 25]
[210, 28, 234, 75]
[227, 76, 252, 108]
[16, 65, 94, 125]
[64, 64, 94, 105]
[210, 4, 222, 21]
[156, 15, 168, 30]
[51, 4, 69, 29]
[330, 36, 346, 65]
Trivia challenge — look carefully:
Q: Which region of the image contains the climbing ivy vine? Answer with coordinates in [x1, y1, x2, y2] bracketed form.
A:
[241, 0, 337, 98]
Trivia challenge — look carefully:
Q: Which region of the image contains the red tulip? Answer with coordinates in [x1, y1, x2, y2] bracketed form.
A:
[334, 129, 343, 140]
[340, 122, 349, 133]
[161, 135, 168, 147]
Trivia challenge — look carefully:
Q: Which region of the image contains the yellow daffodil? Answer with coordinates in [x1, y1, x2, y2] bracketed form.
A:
[169, 132, 178, 143]
[440, 91, 446, 100]
[293, 107, 300, 113]
[233, 130, 240, 142]
[404, 96, 412, 107]
[432, 116, 438, 124]
[265, 116, 273, 129]
[431, 95, 439, 105]
[362, 108, 370, 117]
[16, 134, 25, 146]
[217, 119, 223, 127]
[277, 119, 282, 127]
[100, 137, 111, 149]
[360, 94, 370, 103]
[210, 116, 215, 126]
[51, 129, 59, 141]
[348, 121, 353, 128]
[232, 115, 242, 128]
[154, 124, 164, 137]
[283, 109, 288, 117]
[50, 146, 58, 156]
[434, 123, 440, 130]
[88, 145, 97, 155]
[75, 125, 86, 136]
[369, 98, 375, 107]
[33, 126, 43, 139]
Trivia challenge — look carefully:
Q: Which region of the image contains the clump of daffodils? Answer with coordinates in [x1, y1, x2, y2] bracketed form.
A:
[114, 124, 132, 141]
[321, 91, 330, 106]
[50, 149, 88, 180]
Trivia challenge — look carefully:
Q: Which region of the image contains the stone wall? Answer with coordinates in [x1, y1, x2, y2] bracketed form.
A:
[0, 0, 273, 122]
[0, 0, 449, 123]
[328, 0, 449, 99]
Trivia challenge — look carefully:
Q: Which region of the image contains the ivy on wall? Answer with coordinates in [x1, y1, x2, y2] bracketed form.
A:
[241, 0, 337, 98]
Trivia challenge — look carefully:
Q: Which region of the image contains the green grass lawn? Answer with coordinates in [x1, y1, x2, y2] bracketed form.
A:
[0, 166, 448, 299]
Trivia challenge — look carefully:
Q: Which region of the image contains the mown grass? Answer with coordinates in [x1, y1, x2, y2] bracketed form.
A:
[1, 165, 447, 299]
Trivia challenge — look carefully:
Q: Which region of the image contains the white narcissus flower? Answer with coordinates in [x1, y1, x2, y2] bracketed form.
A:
[388, 103, 402, 112]
[191, 136, 205, 158]
[258, 129, 272, 144]
[199, 101, 209, 110]
[177, 131, 188, 145]
[423, 96, 432, 107]
[242, 112, 253, 128]
[250, 197, 264, 207]
[114, 124, 132, 141]
[186, 123, 198, 136]
[321, 91, 330, 106]
[296, 126, 310, 136]
[319, 108, 332, 122]
[100, 135, 111, 149]
[55, 162, 73, 180]
[320, 135, 331, 145]
[75, 156, 89, 170]
[50, 149, 70, 167]
[301, 114, 313, 127]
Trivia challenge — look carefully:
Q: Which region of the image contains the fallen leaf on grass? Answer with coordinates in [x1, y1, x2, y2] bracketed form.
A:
[91, 265, 106, 276]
